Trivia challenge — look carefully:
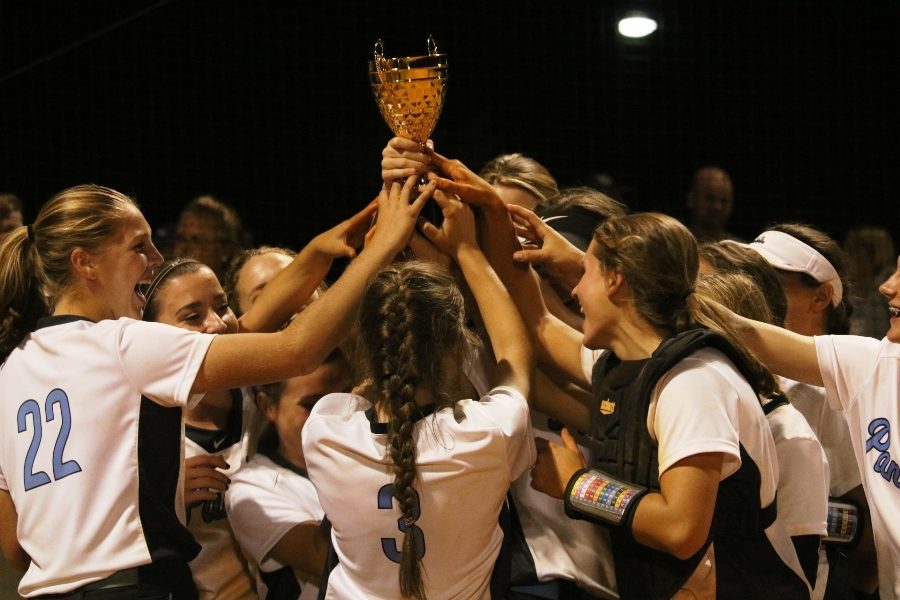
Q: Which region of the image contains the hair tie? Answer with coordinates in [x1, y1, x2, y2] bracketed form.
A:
[26, 224, 34, 243]
[682, 288, 694, 302]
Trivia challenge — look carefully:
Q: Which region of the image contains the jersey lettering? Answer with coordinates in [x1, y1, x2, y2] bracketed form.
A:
[17, 400, 51, 491]
[16, 389, 82, 492]
[377, 483, 425, 563]
[866, 418, 900, 488]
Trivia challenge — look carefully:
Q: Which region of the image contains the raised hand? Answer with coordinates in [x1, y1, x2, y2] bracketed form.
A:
[381, 137, 433, 184]
[419, 189, 478, 262]
[367, 175, 436, 258]
[507, 203, 585, 292]
[530, 427, 586, 499]
[309, 199, 378, 260]
[426, 151, 505, 210]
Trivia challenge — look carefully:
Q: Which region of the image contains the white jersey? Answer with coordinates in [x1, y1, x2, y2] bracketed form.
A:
[185, 387, 263, 600]
[815, 334, 900, 600]
[764, 398, 830, 600]
[509, 412, 617, 598]
[226, 452, 324, 600]
[0, 316, 214, 597]
[582, 344, 808, 596]
[763, 400, 829, 538]
[780, 377, 862, 497]
[303, 386, 534, 600]
[649, 347, 808, 594]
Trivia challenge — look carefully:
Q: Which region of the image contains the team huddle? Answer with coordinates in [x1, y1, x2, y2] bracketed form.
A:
[0, 138, 897, 600]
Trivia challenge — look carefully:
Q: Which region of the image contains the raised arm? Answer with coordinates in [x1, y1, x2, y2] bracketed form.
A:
[723, 307, 823, 386]
[237, 200, 377, 333]
[192, 177, 434, 394]
[425, 152, 588, 387]
[421, 190, 532, 396]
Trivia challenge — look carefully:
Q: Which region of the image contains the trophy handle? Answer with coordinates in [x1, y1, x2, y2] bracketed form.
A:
[427, 35, 438, 56]
[374, 39, 386, 73]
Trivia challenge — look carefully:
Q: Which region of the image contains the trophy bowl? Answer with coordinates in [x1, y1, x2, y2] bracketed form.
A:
[368, 37, 448, 144]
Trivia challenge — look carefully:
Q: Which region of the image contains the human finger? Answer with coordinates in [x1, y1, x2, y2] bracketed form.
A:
[560, 428, 587, 468]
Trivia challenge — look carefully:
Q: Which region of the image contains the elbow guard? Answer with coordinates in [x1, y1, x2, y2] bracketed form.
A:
[564, 467, 649, 531]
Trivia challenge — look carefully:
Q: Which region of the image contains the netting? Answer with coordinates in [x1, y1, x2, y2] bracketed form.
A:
[1, 0, 897, 249]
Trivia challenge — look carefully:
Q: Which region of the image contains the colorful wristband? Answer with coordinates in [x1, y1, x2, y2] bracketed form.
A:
[823, 497, 862, 547]
[564, 467, 648, 527]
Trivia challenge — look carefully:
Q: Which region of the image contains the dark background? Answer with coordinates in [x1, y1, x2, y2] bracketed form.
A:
[2, 1, 898, 250]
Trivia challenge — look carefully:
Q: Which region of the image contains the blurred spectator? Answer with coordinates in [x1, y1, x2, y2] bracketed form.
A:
[685, 165, 741, 243]
[844, 225, 896, 339]
[0, 194, 24, 243]
[173, 195, 250, 279]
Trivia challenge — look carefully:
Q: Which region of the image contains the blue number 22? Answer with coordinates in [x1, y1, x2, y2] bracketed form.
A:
[377, 484, 426, 563]
[17, 389, 82, 492]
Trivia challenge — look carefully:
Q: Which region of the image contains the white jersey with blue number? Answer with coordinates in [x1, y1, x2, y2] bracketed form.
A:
[815, 335, 900, 600]
[303, 386, 534, 600]
[226, 452, 324, 600]
[0, 316, 215, 597]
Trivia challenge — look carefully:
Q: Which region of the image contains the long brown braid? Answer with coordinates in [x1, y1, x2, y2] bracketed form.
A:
[358, 261, 473, 599]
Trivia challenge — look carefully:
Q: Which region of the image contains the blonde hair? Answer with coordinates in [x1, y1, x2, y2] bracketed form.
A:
[0, 184, 138, 360]
[479, 153, 560, 210]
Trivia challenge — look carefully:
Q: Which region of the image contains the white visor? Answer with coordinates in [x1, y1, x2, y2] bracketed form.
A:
[748, 230, 843, 306]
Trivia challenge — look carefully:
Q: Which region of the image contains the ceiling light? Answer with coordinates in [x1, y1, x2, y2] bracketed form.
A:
[617, 16, 658, 38]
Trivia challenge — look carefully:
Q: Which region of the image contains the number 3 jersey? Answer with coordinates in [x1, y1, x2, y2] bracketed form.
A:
[302, 386, 535, 600]
[0, 316, 215, 597]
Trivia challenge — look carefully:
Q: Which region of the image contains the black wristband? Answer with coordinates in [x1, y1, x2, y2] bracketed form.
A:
[564, 467, 649, 530]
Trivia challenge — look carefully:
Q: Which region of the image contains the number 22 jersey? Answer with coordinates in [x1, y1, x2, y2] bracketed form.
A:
[0, 316, 215, 597]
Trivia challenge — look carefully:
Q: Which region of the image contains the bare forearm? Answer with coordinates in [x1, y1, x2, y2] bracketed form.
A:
[195, 244, 395, 393]
[238, 244, 332, 333]
[456, 246, 532, 395]
[730, 312, 823, 386]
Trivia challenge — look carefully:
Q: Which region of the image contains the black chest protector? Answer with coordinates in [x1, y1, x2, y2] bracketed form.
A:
[590, 329, 805, 599]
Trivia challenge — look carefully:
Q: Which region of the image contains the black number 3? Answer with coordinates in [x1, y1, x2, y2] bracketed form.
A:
[377, 483, 426, 563]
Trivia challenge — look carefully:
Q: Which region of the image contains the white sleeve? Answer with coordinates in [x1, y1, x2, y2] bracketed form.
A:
[115, 319, 216, 408]
[814, 335, 882, 413]
[481, 386, 535, 480]
[226, 462, 324, 572]
[650, 357, 743, 478]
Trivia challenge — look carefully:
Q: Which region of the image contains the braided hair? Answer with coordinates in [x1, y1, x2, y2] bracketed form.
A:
[357, 261, 476, 599]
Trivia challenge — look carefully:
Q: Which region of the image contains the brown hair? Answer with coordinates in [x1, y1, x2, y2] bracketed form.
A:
[592, 213, 778, 397]
[357, 261, 478, 599]
[479, 153, 560, 210]
[141, 258, 206, 322]
[697, 271, 773, 324]
[0, 185, 138, 361]
[769, 223, 854, 335]
[700, 240, 788, 327]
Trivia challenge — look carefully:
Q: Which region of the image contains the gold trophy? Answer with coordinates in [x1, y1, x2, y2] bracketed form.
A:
[369, 36, 448, 147]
